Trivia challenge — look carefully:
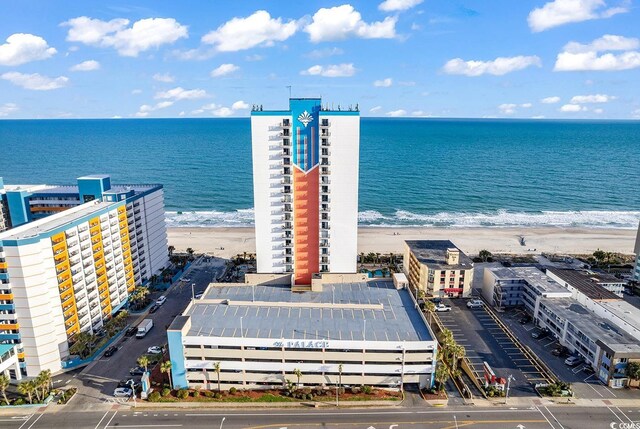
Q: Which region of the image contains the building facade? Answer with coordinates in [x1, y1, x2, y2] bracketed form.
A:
[0, 175, 168, 377]
[403, 240, 474, 298]
[251, 99, 360, 286]
[634, 221, 640, 281]
[168, 281, 437, 391]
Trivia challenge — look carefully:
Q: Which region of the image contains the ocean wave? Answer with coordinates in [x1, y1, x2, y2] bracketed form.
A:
[166, 209, 640, 229]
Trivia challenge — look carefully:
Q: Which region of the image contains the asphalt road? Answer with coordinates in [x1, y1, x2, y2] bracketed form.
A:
[70, 257, 226, 407]
[2, 405, 639, 429]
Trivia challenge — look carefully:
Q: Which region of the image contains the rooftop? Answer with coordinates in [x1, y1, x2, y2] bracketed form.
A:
[540, 297, 640, 349]
[0, 200, 111, 241]
[405, 240, 473, 270]
[489, 266, 572, 296]
[547, 268, 621, 301]
[598, 300, 640, 334]
[183, 281, 433, 342]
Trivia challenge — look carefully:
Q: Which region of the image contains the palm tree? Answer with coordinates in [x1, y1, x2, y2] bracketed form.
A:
[479, 250, 492, 262]
[451, 344, 466, 369]
[137, 355, 149, 373]
[168, 245, 175, 257]
[69, 331, 93, 358]
[434, 357, 449, 391]
[424, 301, 436, 325]
[17, 381, 34, 404]
[626, 361, 640, 385]
[213, 361, 221, 392]
[186, 248, 195, 258]
[293, 368, 302, 389]
[150, 274, 159, 286]
[0, 374, 10, 405]
[160, 361, 173, 390]
[37, 370, 52, 400]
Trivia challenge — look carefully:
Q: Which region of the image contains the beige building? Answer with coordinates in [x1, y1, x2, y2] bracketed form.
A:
[634, 221, 640, 281]
[404, 240, 474, 298]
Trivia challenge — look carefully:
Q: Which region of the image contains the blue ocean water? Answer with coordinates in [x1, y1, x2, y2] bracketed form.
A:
[1, 118, 639, 228]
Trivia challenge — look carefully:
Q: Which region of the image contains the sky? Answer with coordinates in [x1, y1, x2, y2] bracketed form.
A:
[0, 0, 639, 120]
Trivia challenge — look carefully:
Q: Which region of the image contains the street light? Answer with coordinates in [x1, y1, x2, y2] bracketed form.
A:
[336, 363, 343, 407]
[219, 417, 226, 429]
[191, 283, 195, 300]
[127, 379, 136, 408]
[505, 374, 515, 403]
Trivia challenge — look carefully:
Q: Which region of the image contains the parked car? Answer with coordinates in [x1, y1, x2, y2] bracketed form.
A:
[125, 326, 137, 337]
[582, 365, 595, 374]
[179, 277, 190, 282]
[466, 299, 483, 309]
[564, 355, 583, 366]
[552, 346, 568, 357]
[195, 292, 203, 299]
[531, 328, 549, 339]
[103, 346, 118, 357]
[156, 295, 167, 306]
[147, 345, 163, 354]
[430, 297, 442, 304]
[519, 315, 532, 324]
[113, 387, 133, 397]
[435, 303, 452, 312]
[129, 366, 145, 376]
[148, 304, 159, 314]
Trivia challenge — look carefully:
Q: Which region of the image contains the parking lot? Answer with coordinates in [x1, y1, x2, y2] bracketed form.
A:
[436, 298, 549, 397]
[69, 257, 226, 406]
[496, 307, 639, 400]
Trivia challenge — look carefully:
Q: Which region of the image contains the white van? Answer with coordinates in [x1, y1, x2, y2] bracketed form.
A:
[156, 295, 167, 306]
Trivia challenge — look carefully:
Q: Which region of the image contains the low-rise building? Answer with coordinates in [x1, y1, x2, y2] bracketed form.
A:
[547, 268, 625, 300]
[482, 266, 640, 388]
[403, 240, 473, 298]
[168, 280, 437, 391]
[0, 175, 168, 378]
[0, 344, 20, 381]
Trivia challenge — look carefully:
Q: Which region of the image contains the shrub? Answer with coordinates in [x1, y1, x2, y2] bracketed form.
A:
[13, 398, 25, 405]
[362, 385, 373, 394]
[177, 389, 189, 399]
[301, 387, 312, 395]
[306, 394, 314, 400]
[350, 386, 361, 394]
[337, 387, 345, 395]
[191, 390, 199, 397]
[214, 392, 222, 399]
[148, 391, 161, 402]
[229, 387, 237, 395]
[203, 390, 214, 398]
[0, 401, 8, 406]
[161, 388, 171, 397]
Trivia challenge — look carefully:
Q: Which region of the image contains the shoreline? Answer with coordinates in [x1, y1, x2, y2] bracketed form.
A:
[167, 226, 637, 259]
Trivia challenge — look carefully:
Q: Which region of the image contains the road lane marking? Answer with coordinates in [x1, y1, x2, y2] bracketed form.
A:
[25, 413, 44, 429]
[93, 411, 111, 429]
[103, 411, 118, 429]
[544, 406, 565, 429]
[17, 415, 35, 429]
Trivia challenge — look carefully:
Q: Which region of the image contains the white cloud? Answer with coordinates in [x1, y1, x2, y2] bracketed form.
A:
[520, 103, 533, 108]
[554, 35, 640, 71]
[443, 55, 541, 76]
[531, 115, 546, 119]
[570, 94, 615, 103]
[379, 0, 423, 12]
[1, 72, 68, 90]
[155, 87, 208, 100]
[135, 100, 174, 117]
[231, 100, 249, 110]
[211, 63, 239, 77]
[370, 106, 382, 113]
[387, 109, 407, 117]
[245, 54, 264, 61]
[411, 110, 425, 116]
[62, 16, 188, 57]
[305, 5, 396, 42]
[632, 109, 640, 119]
[373, 78, 392, 87]
[0, 33, 56, 66]
[498, 103, 518, 114]
[541, 96, 561, 104]
[301, 63, 356, 77]
[212, 107, 234, 117]
[153, 73, 175, 83]
[593, 108, 604, 113]
[528, 0, 629, 32]
[0, 103, 18, 117]
[560, 104, 587, 112]
[70, 60, 100, 71]
[131, 89, 142, 95]
[202, 10, 298, 52]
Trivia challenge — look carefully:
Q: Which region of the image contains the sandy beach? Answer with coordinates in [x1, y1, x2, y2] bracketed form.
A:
[167, 226, 637, 258]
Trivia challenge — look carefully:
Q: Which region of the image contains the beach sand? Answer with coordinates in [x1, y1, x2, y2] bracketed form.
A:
[167, 226, 637, 258]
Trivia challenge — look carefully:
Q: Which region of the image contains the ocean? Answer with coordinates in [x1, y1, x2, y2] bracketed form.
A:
[1, 118, 639, 229]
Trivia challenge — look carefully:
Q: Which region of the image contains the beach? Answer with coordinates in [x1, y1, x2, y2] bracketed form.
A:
[167, 227, 637, 258]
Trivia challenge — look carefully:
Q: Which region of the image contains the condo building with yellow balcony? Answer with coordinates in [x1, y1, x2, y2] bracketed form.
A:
[0, 175, 168, 378]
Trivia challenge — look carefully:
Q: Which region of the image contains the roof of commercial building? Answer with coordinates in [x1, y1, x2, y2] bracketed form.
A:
[598, 300, 640, 334]
[547, 268, 621, 301]
[405, 240, 473, 270]
[183, 281, 433, 342]
[0, 200, 111, 240]
[540, 297, 640, 349]
[489, 266, 571, 296]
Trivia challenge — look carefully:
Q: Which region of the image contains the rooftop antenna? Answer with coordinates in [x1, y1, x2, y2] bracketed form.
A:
[286, 85, 292, 99]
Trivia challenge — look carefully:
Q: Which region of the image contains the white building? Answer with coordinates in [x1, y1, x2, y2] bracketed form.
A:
[634, 221, 640, 281]
[0, 177, 168, 377]
[168, 280, 437, 391]
[251, 99, 360, 287]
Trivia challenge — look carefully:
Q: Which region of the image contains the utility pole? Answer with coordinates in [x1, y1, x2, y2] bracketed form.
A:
[506, 374, 515, 404]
